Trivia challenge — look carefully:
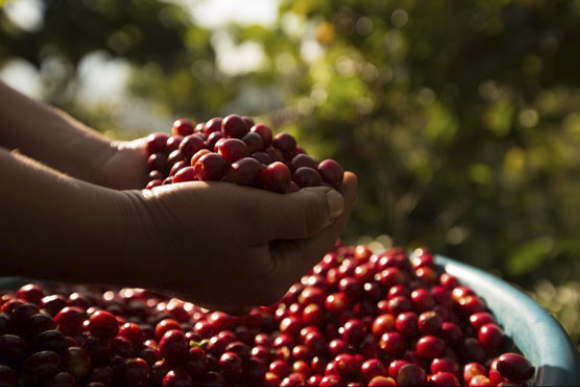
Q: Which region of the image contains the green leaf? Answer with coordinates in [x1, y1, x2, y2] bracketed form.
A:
[505, 237, 553, 276]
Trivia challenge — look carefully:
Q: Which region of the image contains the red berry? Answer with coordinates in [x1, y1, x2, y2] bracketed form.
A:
[119, 323, 145, 350]
[123, 358, 150, 386]
[303, 330, 325, 355]
[273, 132, 297, 158]
[371, 314, 396, 337]
[204, 117, 223, 136]
[54, 307, 86, 337]
[440, 273, 460, 289]
[147, 178, 163, 189]
[379, 332, 406, 356]
[386, 296, 412, 315]
[41, 294, 67, 317]
[145, 132, 169, 155]
[441, 322, 463, 347]
[147, 153, 169, 173]
[496, 353, 534, 382]
[168, 160, 187, 177]
[269, 359, 290, 379]
[265, 146, 284, 162]
[159, 330, 188, 364]
[463, 362, 487, 385]
[163, 368, 193, 386]
[166, 135, 184, 154]
[410, 288, 435, 311]
[325, 293, 350, 315]
[341, 319, 367, 346]
[216, 138, 249, 164]
[319, 374, 343, 387]
[489, 358, 510, 385]
[250, 124, 273, 146]
[222, 114, 249, 138]
[429, 372, 460, 386]
[251, 151, 274, 165]
[179, 134, 205, 160]
[396, 312, 419, 337]
[241, 116, 255, 129]
[397, 363, 426, 386]
[317, 159, 344, 188]
[190, 149, 211, 167]
[386, 360, 409, 379]
[16, 284, 45, 305]
[167, 149, 185, 168]
[333, 353, 359, 379]
[368, 376, 397, 386]
[172, 118, 195, 136]
[172, 166, 196, 183]
[208, 311, 236, 332]
[289, 154, 318, 173]
[193, 153, 228, 181]
[469, 375, 494, 387]
[469, 312, 497, 331]
[64, 346, 91, 379]
[418, 311, 443, 335]
[292, 167, 322, 188]
[280, 372, 307, 386]
[416, 335, 446, 360]
[242, 132, 265, 153]
[431, 357, 460, 376]
[478, 323, 505, 350]
[361, 359, 387, 381]
[457, 295, 486, 315]
[228, 157, 262, 186]
[155, 319, 182, 340]
[262, 161, 291, 193]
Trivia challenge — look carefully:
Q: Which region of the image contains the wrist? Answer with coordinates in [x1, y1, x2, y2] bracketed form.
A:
[0, 148, 131, 284]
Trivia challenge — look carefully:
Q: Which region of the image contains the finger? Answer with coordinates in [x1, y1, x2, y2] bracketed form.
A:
[249, 185, 345, 245]
[270, 172, 358, 286]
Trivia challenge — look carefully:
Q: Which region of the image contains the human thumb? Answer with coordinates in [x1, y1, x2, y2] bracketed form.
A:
[251, 186, 344, 243]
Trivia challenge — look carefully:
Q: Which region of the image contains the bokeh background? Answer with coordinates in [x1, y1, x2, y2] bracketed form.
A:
[1, 0, 579, 349]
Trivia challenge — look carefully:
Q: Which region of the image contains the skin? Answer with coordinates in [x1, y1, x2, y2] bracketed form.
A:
[0, 82, 357, 314]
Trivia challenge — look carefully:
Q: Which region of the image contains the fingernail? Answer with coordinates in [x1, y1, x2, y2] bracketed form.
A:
[326, 189, 344, 220]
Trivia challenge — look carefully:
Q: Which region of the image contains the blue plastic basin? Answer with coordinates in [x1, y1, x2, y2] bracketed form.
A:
[436, 255, 580, 386]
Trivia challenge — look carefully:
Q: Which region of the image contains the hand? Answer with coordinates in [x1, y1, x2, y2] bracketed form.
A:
[93, 139, 149, 190]
[118, 173, 357, 315]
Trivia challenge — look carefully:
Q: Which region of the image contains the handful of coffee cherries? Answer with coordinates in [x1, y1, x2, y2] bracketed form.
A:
[144, 115, 344, 193]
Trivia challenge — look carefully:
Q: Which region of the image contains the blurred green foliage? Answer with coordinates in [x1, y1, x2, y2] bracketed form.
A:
[1, 0, 579, 347]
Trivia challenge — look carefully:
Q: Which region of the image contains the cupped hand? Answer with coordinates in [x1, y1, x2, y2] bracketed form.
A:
[94, 139, 149, 190]
[120, 172, 357, 315]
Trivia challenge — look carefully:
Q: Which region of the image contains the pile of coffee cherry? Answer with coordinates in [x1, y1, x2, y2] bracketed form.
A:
[144, 115, 344, 193]
[0, 244, 534, 386]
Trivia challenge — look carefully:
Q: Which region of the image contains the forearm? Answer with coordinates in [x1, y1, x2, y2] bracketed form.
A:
[0, 147, 132, 284]
[0, 82, 115, 183]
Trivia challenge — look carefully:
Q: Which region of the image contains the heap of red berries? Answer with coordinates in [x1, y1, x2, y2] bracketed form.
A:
[0, 245, 535, 386]
[144, 116, 344, 193]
